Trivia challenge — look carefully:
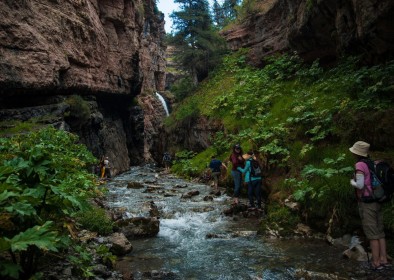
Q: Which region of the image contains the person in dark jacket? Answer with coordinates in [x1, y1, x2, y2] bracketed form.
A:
[209, 155, 227, 192]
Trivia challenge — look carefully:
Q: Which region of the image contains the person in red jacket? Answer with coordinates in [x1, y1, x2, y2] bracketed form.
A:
[229, 144, 245, 205]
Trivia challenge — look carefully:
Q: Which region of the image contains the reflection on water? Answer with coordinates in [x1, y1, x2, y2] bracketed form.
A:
[106, 166, 391, 280]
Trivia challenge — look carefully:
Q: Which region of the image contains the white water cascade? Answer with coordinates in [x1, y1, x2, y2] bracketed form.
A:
[155, 92, 170, 116]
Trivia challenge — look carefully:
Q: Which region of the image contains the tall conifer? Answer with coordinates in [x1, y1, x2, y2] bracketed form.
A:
[170, 0, 226, 84]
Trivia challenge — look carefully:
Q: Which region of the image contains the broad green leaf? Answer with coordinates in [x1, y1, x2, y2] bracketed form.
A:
[9, 221, 60, 252]
[0, 190, 18, 204]
[0, 237, 11, 251]
[5, 201, 36, 216]
[0, 261, 21, 279]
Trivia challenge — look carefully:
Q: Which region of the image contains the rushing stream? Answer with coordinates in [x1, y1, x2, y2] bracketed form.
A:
[105, 166, 392, 280]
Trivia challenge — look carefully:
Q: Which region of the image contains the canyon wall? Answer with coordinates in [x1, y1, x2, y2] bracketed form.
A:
[222, 0, 394, 66]
[0, 0, 167, 174]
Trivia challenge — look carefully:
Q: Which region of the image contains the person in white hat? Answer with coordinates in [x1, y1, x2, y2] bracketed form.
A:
[349, 141, 390, 270]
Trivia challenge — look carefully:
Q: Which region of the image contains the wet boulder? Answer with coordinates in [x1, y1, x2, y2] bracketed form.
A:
[223, 203, 248, 216]
[209, 190, 221, 196]
[117, 217, 160, 238]
[108, 232, 133, 256]
[143, 186, 164, 193]
[181, 190, 200, 199]
[127, 182, 145, 189]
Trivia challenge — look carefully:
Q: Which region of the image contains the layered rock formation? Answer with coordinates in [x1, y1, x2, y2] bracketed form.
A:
[0, 0, 167, 174]
[222, 0, 394, 66]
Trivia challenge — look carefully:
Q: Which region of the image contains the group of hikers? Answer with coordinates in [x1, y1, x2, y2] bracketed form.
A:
[208, 141, 392, 270]
[208, 144, 266, 210]
[101, 141, 392, 270]
[161, 145, 266, 210]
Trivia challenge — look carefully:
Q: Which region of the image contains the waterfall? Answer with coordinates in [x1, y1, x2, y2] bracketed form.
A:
[155, 92, 169, 116]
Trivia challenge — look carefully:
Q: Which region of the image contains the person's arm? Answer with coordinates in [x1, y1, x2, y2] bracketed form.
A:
[237, 160, 250, 173]
[350, 171, 365, 189]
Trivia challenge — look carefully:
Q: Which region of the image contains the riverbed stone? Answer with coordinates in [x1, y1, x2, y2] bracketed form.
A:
[127, 181, 145, 189]
[108, 232, 133, 256]
[181, 190, 200, 199]
[117, 217, 160, 238]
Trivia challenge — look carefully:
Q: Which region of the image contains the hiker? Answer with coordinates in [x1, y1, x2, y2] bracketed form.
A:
[229, 144, 245, 205]
[99, 156, 105, 178]
[101, 156, 111, 179]
[163, 152, 172, 171]
[209, 155, 227, 191]
[349, 141, 390, 270]
[237, 151, 262, 210]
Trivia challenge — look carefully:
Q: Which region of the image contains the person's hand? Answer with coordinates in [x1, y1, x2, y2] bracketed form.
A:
[350, 179, 357, 188]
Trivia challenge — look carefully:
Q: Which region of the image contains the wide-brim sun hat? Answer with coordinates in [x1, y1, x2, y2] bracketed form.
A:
[349, 141, 370, 157]
[242, 154, 252, 160]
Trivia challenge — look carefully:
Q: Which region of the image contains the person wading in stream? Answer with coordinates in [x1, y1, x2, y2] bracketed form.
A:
[209, 155, 227, 192]
[349, 141, 391, 271]
[229, 144, 245, 205]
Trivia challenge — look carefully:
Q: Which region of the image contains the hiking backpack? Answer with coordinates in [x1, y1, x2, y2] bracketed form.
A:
[361, 159, 394, 203]
[163, 153, 171, 162]
[250, 159, 262, 177]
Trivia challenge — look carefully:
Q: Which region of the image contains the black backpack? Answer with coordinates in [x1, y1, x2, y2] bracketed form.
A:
[163, 153, 171, 162]
[361, 159, 394, 203]
[249, 159, 262, 177]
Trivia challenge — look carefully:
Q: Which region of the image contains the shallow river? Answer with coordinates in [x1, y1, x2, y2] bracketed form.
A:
[105, 166, 393, 280]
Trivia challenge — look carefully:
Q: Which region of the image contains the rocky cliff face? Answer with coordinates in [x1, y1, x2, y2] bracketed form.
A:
[0, 0, 167, 174]
[222, 0, 394, 66]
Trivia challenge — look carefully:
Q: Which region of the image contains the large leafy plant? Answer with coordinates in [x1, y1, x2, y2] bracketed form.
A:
[0, 127, 97, 279]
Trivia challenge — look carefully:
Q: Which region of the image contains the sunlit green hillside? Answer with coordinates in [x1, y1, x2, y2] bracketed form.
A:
[167, 49, 394, 236]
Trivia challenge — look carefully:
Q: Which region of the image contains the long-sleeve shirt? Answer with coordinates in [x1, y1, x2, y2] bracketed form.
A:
[237, 159, 262, 183]
[230, 153, 244, 171]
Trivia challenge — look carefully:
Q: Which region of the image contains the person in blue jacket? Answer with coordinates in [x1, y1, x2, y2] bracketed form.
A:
[209, 155, 227, 192]
[237, 151, 262, 210]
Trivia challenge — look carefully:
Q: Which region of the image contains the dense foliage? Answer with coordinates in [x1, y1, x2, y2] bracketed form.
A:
[167, 50, 394, 238]
[0, 127, 103, 279]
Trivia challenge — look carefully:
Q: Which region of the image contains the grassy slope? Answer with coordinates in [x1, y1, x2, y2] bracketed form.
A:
[167, 50, 394, 239]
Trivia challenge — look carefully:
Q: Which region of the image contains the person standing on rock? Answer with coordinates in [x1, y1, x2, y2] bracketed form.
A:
[229, 144, 245, 205]
[209, 155, 227, 192]
[349, 141, 390, 270]
[102, 156, 111, 179]
[162, 152, 172, 172]
[237, 151, 262, 210]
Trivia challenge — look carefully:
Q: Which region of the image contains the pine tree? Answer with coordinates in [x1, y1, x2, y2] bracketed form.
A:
[170, 0, 226, 84]
[212, 0, 241, 28]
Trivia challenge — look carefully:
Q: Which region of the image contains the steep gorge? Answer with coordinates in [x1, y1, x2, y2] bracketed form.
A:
[0, 0, 167, 174]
